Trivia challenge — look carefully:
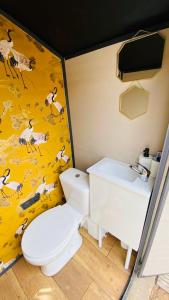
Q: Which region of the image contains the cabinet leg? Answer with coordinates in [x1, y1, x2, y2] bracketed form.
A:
[98, 225, 103, 248]
[125, 247, 132, 270]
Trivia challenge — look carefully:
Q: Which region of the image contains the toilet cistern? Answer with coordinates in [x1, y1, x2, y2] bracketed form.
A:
[130, 162, 150, 182]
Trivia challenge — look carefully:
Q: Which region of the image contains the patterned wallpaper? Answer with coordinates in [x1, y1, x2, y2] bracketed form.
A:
[0, 15, 73, 274]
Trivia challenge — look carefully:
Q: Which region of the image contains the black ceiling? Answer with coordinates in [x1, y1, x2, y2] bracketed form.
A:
[1, 0, 169, 59]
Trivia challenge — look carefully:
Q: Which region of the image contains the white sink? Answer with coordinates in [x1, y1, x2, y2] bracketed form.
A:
[87, 157, 155, 267]
[87, 157, 154, 198]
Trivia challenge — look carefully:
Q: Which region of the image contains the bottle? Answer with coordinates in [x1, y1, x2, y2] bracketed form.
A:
[139, 147, 152, 171]
[156, 152, 162, 162]
[143, 148, 150, 157]
[150, 151, 161, 178]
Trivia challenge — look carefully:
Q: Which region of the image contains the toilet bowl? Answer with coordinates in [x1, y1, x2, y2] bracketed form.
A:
[21, 168, 89, 276]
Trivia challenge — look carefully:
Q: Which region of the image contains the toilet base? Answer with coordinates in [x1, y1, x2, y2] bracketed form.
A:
[41, 230, 82, 276]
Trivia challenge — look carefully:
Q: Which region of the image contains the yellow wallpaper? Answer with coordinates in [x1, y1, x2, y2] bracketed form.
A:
[0, 15, 73, 274]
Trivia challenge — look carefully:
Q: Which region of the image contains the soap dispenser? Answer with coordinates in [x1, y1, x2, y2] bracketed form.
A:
[150, 151, 161, 178]
[139, 147, 152, 170]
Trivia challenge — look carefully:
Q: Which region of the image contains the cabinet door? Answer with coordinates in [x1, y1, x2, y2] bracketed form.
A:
[89, 175, 149, 251]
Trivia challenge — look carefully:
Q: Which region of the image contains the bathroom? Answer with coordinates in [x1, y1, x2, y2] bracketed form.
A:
[0, 5, 169, 300]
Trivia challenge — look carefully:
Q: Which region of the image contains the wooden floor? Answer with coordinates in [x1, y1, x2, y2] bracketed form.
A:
[0, 228, 136, 300]
[150, 285, 169, 300]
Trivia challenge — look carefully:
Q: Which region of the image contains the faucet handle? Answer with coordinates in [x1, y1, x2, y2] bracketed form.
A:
[137, 162, 151, 177]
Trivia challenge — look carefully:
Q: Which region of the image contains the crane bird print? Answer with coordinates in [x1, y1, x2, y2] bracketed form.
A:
[15, 218, 28, 238]
[0, 29, 36, 87]
[19, 119, 35, 154]
[55, 145, 70, 164]
[9, 49, 36, 89]
[45, 87, 64, 121]
[20, 177, 56, 210]
[0, 29, 14, 78]
[19, 120, 48, 155]
[43, 182, 57, 200]
[0, 169, 10, 198]
[0, 168, 23, 199]
[30, 131, 49, 156]
[0, 259, 16, 273]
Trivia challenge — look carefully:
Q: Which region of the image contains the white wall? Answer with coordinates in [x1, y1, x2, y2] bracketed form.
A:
[66, 29, 169, 171]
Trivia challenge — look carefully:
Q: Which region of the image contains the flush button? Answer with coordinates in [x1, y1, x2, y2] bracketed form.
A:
[75, 173, 80, 178]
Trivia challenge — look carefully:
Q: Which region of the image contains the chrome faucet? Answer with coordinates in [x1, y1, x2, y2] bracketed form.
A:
[130, 162, 151, 182]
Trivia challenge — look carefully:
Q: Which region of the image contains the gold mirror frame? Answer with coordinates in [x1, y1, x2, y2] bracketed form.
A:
[119, 85, 149, 120]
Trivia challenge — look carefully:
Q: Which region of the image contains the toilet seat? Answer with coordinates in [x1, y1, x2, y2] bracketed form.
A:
[22, 204, 82, 263]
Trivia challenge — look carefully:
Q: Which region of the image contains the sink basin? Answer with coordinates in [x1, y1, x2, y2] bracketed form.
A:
[90, 158, 138, 182]
[87, 157, 154, 198]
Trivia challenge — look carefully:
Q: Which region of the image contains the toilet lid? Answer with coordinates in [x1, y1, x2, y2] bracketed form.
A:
[22, 204, 82, 259]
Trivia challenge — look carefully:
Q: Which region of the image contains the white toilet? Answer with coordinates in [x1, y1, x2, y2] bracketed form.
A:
[21, 168, 89, 276]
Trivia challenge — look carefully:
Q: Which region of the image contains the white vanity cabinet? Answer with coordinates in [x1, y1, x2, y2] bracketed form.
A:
[87, 158, 154, 269]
